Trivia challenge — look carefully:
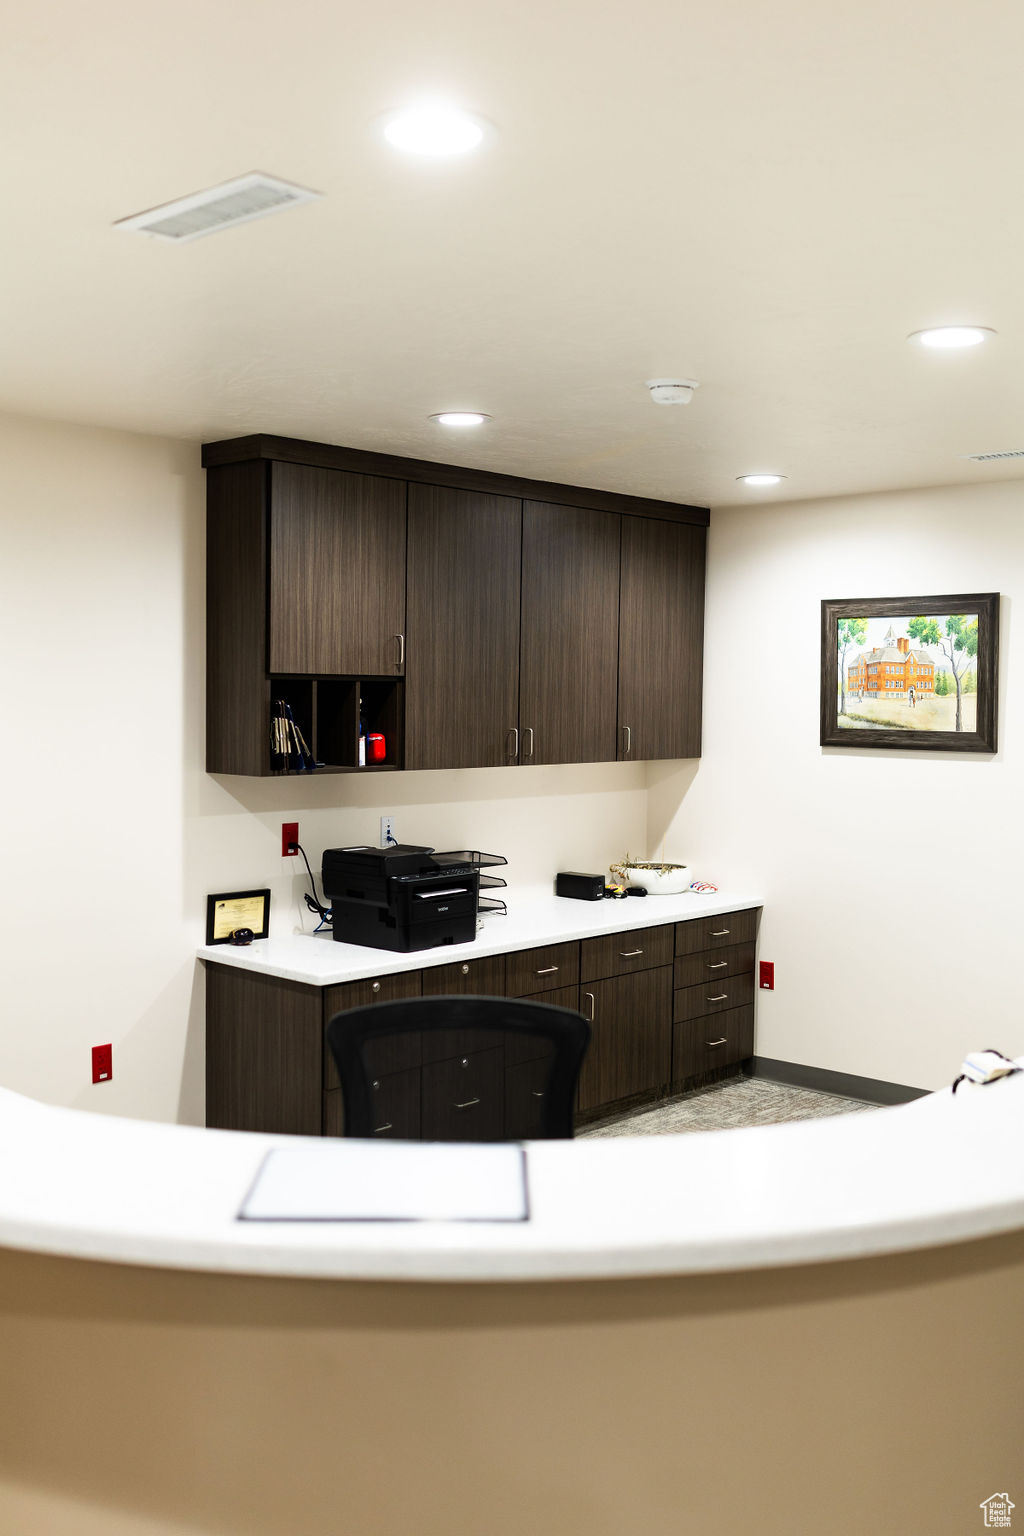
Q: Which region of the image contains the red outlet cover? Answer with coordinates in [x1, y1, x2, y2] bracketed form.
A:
[92, 1043, 112, 1083]
[759, 961, 774, 991]
[282, 821, 299, 857]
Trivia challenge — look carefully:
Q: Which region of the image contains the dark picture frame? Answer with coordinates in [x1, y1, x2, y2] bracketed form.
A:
[820, 593, 999, 752]
[205, 888, 271, 945]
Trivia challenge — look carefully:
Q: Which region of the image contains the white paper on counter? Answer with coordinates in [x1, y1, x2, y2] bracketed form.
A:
[238, 1140, 530, 1223]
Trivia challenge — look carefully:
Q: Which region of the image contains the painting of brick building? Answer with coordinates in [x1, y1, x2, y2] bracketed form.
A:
[835, 611, 979, 733]
[847, 625, 935, 700]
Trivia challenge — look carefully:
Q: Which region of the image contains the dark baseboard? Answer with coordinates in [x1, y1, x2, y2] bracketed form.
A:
[750, 1056, 929, 1106]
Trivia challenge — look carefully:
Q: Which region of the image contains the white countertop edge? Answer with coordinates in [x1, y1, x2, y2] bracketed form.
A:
[2, 1075, 1023, 1282]
[196, 887, 765, 987]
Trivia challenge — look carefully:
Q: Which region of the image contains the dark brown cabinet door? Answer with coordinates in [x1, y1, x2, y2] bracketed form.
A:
[617, 517, 705, 761]
[576, 966, 673, 1113]
[268, 463, 406, 676]
[519, 502, 621, 765]
[405, 484, 522, 770]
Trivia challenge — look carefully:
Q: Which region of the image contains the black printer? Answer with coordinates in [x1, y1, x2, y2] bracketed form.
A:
[321, 844, 480, 953]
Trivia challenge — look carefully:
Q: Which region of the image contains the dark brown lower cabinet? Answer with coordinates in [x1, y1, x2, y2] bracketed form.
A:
[205, 909, 760, 1137]
[576, 966, 673, 1113]
[421, 1047, 505, 1141]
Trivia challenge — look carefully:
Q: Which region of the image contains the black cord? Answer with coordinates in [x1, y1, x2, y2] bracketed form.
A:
[293, 842, 332, 925]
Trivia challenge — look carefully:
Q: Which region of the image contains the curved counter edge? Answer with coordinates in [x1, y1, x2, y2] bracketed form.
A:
[1, 1073, 1023, 1281]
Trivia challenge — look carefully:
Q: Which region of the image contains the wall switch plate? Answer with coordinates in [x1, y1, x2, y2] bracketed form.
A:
[92, 1043, 112, 1083]
[282, 821, 299, 857]
[759, 961, 775, 991]
[380, 815, 396, 847]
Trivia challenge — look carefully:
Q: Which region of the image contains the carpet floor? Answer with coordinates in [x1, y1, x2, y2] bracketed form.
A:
[578, 1076, 876, 1138]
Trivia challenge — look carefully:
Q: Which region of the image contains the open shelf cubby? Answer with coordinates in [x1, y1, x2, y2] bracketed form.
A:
[268, 676, 403, 774]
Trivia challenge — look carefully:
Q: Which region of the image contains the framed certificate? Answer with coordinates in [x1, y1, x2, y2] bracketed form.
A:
[206, 889, 271, 945]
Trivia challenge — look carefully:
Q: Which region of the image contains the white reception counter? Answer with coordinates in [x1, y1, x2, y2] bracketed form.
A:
[1, 1067, 1022, 1281]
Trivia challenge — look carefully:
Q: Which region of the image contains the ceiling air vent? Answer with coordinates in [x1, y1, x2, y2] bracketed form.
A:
[114, 172, 321, 243]
[962, 449, 1024, 462]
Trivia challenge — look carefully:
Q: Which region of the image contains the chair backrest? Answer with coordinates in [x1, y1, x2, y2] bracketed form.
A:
[325, 994, 591, 1141]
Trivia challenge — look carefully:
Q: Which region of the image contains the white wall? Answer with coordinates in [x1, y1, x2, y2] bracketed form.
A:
[0, 413, 647, 1123]
[648, 480, 1024, 1091]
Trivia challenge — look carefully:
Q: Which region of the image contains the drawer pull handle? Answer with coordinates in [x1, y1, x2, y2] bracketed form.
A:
[536, 966, 559, 975]
[707, 961, 728, 970]
[584, 991, 596, 1022]
[707, 993, 729, 1003]
[531, 1090, 546, 1099]
[455, 1098, 481, 1110]
[710, 928, 730, 937]
[373, 1122, 393, 1133]
[619, 949, 644, 958]
[371, 981, 382, 993]
[460, 963, 470, 975]
[706, 1038, 728, 1047]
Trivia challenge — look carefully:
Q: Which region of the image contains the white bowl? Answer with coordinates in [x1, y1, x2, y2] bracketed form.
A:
[620, 863, 691, 895]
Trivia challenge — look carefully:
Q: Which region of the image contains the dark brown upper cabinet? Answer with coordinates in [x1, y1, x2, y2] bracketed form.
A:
[518, 502, 621, 766]
[204, 435, 708, 776]
[617, 516, 706, 762]
[405, 484, 522, 771]
[268, 463, 406, 676]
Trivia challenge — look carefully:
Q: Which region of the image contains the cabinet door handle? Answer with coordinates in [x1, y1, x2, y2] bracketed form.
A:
[454, 1098, 481, 1110]
[583, 991, 595, 1022]
[535, 965, 559, 975]
[371, 981, 382, 992]
[619, 948, 644, 958]
[621, 725, 631, 756]
[710, 928, 730, 937]
[460, 963, 470, 975]
[707, 993, 729, 1003]
[531, 1090, 546, 1099]
[523, 726, 534, 758]
[507, 727, 519, 759]
[707, 961, 728, 970]
[706, 1038, 727, 1048]
[373, 1123, 393, 1133]
[394, 633, 405, 669]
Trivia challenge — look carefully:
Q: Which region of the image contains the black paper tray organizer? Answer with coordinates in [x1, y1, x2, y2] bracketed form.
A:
[432, 851, 508, 918]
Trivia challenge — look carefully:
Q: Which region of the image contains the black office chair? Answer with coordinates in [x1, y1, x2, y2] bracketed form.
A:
[325, 995, 590, 1141]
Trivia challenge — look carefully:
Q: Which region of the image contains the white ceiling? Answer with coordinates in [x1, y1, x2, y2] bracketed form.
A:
[2, 0, 1024, 508]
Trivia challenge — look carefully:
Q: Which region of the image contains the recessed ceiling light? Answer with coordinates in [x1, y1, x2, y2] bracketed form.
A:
[382, 103, 488, 157]
[737, 473, 785, 487]
[430, 411, 490, 427]
[907, 326, 996, 349]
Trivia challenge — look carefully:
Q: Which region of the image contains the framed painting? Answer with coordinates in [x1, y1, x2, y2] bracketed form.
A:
[820, 593, 999, 752]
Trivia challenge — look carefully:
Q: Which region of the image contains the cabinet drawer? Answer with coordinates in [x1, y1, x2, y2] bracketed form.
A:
[323, 970, 423, 1089]
[674, 970, 754, 1023]
[672, 1004, 754, 1083]
[505, 1055, 555, 1140]
[506, 984, 580, 1065]
[322, 1065, 422, 1140]
[421, 1046, 505, 1141]
[675, 909, 759, 956]
[506, 942, 580, 997]
[420, 954, 508, 996]
[580, 924, 673, 982]
[673, 941, 755, 989]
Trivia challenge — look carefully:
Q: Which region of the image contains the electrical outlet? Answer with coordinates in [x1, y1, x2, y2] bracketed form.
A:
[282, 821, 299, 857]
[380, 815, 396, 847]
[92, 1043, 112, 1083]
[759, 961, 775, 991]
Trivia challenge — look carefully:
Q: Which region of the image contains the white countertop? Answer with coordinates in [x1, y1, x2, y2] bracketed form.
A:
[2, 1071, 1022, 1281]
[197, 887, 764, 986]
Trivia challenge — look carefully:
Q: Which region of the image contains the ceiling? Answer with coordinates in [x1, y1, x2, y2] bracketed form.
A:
[2, 0, 1023, 509]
